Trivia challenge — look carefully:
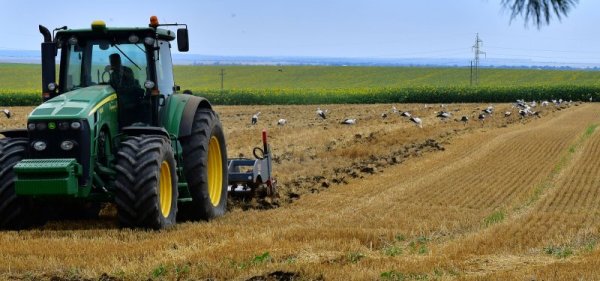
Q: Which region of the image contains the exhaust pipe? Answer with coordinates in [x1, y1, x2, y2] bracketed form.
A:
[39, 24, 56, 101]
[39, 25, 51, 43]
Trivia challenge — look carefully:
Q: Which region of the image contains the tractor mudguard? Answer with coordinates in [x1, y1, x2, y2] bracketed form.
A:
[179, 95, 212, 138]
[121, 126, 170, 138]
[161, 94, 212, 139]
[0, 129, 29, 139]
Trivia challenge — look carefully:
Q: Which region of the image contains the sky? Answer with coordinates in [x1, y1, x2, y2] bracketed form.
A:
[1, 0, 599, 64]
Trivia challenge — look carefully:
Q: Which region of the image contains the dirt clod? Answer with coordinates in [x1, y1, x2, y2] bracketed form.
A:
[246, 271, 300, 281]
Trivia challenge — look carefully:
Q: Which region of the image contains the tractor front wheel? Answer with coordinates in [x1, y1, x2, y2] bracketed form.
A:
[0, 137, 44, 229]
[180, 108, 228, 221]
[114, 136, 178, 229]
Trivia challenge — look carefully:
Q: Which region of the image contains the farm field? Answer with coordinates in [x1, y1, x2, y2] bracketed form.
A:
[3, 64, 600, 91]
[2, 64, 600, 106]
[0, 101, 599, 280]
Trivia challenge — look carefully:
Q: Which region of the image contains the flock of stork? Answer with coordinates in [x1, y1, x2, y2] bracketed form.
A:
[251, 108, 358, 126]
[0, 97, 586, 126]
[249, 98, 583, 128]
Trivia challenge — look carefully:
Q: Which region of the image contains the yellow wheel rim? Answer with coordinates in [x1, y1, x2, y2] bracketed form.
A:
[207, 136, 223, 206]
[159, 160, 173, 218]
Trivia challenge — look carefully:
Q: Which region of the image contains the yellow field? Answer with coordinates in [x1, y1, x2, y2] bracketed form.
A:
[0, 102, 598, 280]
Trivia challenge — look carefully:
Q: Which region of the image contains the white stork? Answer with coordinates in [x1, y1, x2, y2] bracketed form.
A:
[251, 112, 261, 125]
[341, 118, 356, 125]
[2, 109, 11, 119]
[483, 106, 493, 115]
[436, 111, 451, 119]
[316, 108, 328, 119]
[478, 113, 486, 123]
[410, 116, 422, 128]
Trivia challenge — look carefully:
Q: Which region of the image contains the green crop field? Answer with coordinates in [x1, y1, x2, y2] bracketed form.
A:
[173, 65, 600, 89]
[0, 63, 599, 105]
[0, 64, 40, 90]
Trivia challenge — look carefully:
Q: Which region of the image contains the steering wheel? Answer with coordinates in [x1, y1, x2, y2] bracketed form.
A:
[101, 65, 112, 84]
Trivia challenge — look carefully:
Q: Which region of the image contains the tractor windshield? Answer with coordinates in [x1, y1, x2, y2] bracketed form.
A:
[62, 40, 148, 92]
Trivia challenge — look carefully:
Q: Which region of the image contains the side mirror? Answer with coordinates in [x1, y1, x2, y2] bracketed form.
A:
[177, 28, 189, 52]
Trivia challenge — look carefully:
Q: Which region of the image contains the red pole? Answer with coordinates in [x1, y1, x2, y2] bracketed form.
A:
[262, 129, 268, 153]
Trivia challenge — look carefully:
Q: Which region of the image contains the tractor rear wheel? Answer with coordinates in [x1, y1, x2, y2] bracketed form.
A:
[180, 108, 228, 221]
[114, 136, 178, 229]
[0, 137, 44, 229]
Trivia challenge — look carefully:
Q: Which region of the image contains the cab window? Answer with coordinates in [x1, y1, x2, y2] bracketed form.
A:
[155, 40, 175, 96]
[64, 45, 82, 91]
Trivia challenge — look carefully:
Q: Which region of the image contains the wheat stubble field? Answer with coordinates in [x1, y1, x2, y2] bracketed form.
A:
[0, 102, 599, 280]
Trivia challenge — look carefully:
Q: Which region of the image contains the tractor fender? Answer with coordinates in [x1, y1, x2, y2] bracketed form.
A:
[0, 129, 28, 139]
[162, 94, 212, 139]
[122, 126, 170, 138]
[179, 95, 212, 138]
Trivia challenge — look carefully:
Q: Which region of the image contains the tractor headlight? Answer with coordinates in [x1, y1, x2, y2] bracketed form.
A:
[70, 121, 81, 130]
[144, 37, 155, 46]
[128, 34, 139, 43]
[60, 140, 76, 151]
[47, 82, 57, 91]
[68, 36, 78, 46]
[27, 123, 36, 131]
[33, 141, 47, 151]
[144, 80, 155, 89]
[58, 121, 70, 131]
[36, 122, 47, 130]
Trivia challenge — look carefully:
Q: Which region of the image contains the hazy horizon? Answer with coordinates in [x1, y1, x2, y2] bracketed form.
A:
[1, 49, 598, 69]
[2, 0, 599, 65]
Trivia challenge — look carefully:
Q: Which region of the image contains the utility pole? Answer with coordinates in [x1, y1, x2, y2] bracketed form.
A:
[220, 68, 225, 90]
[471, 33, 486, 85]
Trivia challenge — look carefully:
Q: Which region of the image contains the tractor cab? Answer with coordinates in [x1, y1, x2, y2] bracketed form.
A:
[42, 18, 188, 128]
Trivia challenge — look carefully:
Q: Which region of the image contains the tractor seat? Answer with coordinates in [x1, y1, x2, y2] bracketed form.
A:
[117, 87, 150, 127]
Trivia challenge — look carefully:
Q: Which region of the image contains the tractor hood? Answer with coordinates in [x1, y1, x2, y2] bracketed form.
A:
[29, 85, 116, 120]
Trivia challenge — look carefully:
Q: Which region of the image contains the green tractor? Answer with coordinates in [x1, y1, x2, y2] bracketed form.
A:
[0, 17, 229, 229]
